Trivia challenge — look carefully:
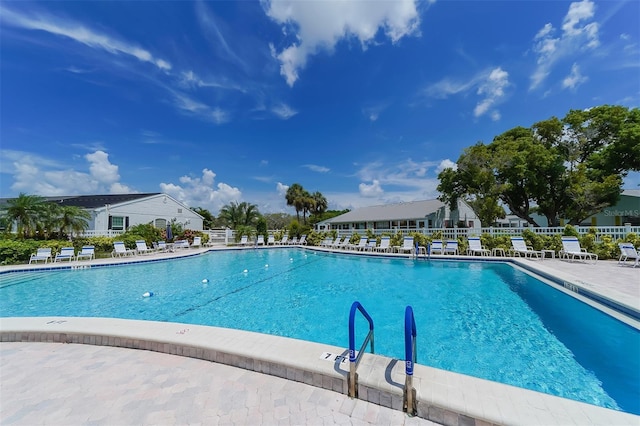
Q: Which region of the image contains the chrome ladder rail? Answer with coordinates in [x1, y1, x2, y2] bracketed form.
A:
[404, 305, 417, 415]
[348, 301, 374, 398]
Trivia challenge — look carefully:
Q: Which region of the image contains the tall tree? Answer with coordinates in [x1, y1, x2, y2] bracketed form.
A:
[192, 207, 215, 229]
[218, 201, 260, 229]
[437, 105, 640, 227]
[285, 183, 305, 222]
[311, 191, 328, 215]
[57, 205, 91, 237]
[3, 193, 45, 238]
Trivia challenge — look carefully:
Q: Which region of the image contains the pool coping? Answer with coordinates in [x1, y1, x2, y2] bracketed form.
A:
[1, 317, 637, 426]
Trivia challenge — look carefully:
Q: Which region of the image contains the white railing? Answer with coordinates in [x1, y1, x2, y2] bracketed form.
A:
[203, 228, 231, 245]
[334, 224, 640, 242]
[77, 230, 125, 238]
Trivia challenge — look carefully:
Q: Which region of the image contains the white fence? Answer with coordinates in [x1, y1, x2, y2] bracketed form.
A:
[335, 224, 640, 242]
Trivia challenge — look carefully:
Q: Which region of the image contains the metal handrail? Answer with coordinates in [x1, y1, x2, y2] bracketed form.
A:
[348, 301, 374, 398]
[404, 306, 417, 415]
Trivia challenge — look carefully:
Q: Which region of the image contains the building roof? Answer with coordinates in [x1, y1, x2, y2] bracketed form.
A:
[622, 189, 640, 198]
[323, 199, 445, 224]
[0, 193, 161, 209]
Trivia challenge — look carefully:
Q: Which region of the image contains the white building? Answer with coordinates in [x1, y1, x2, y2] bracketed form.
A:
[316, 199, 481, 233]
[42, 193, 203, 233]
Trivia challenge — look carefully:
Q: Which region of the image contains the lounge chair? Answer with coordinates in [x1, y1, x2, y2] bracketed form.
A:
[53, 247, 76, 263]
[618, 243, 639, 267]
[467, 237, 490, 256]
[112, 242, 135, 257]
[29, 247, 52, 264]
[191, 236, 202, 249]
[560, 237, 598, 263]
[289, 236, 299, 245]
[135, 240, 155, 255]
[267, 235, 276, 245]
[239, 235, 250, 246]
[277, 235, 288, 245]
[154, 241, 170, 253]
[366, 239, 377, 251]
[430, 240, 444, 255]
[76, 245, 95, 261]
[350, 237, 368, 251]
[395, 236, 415, 255]
[256, 235, 265, 246]
[319, 237, 333, 247]
[444, 240, 459, 255]
[375, 236, 391, 253]
[336, 237, 351, 249]
[510, 237, 542, 259]
[174, 240, 190, 249]
[299, 235, 307, 245]
[326, 237, 341, 248]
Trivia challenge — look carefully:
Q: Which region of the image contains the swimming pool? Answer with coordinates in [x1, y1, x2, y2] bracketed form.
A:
[1, 248, 638, 414]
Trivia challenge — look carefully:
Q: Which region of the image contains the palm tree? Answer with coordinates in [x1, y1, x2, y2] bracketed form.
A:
[311, 191, 328, 215]
[285, 183, 305, 222]
[58, 205, 91, 237]
[3, 193, 44, 238]
[301, 191, 314, 224]
[218, 201, 261, 229]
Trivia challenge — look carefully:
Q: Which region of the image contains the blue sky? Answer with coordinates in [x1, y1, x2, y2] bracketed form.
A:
[1, 0, 638, 215]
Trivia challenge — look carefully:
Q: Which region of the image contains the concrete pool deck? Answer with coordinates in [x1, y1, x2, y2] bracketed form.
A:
[1, 246, 639, 425]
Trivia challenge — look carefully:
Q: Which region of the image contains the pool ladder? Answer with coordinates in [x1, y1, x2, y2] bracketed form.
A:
[347, 301, 417, 415]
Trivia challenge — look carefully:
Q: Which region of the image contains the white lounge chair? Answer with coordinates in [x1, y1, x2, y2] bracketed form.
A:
[174, 240, 190, 249]
[618, 243, 639, 267]
[327, 237, 341, 248]
[29, 247, 52, 264]
[54, 247, 75, 263]
[256, 235, 265, 246]
[155, 241, 171, 253]
[444, 240, 459, 255]
[336, 237, 351, 249]
[395, 236, 415, 255]
[366, 239, 377, 251]
[135, 240, 155, 255]
[467, 237, 490, 256]
[191, 236, 201, 249]
[112, 242, 135, 257]
[299, 235, 307, 245]
[289, 236, 299, 245]
[350, 237, 368, 251]
[76, 245, 95, 261]
[560, 237, 597, 263]
[430, 240, 444, 255]
[267, 235, 275, 245]
[375, 236, 391, 253]
[319, 237, 333, 247]
[239, 235, 249, 246]
[510, 237, 542, 259]
[277, 235, 288, 245]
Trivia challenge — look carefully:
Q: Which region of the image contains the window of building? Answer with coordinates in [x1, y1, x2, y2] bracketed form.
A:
[109, 216, 125, 230]
[177, 208, 183, 213]
[154, 218, 167, 229]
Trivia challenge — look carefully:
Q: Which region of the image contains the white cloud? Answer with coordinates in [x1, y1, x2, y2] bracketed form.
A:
[160, 168, 241, 214]
[562, 63, 588, 90]
[355, 158, 440, 199]
[530, 0, 599, 90]
[276, 182, 289, 196]
[436, 159, 457, 173]
[263, 0, 421, 86]
[473, 67, 509, 119]
[4, 149, 134, 195]
[303, 164, 330, 173]
[425, 67, 509, 120]
[171, 91, 230, 125]
[0, 5, 171, 71]
[272, 103, 298, 119]
[359, 180, 384, 197]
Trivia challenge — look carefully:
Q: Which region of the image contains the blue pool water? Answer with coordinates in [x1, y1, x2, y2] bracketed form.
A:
[1, 248, 638, 414]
